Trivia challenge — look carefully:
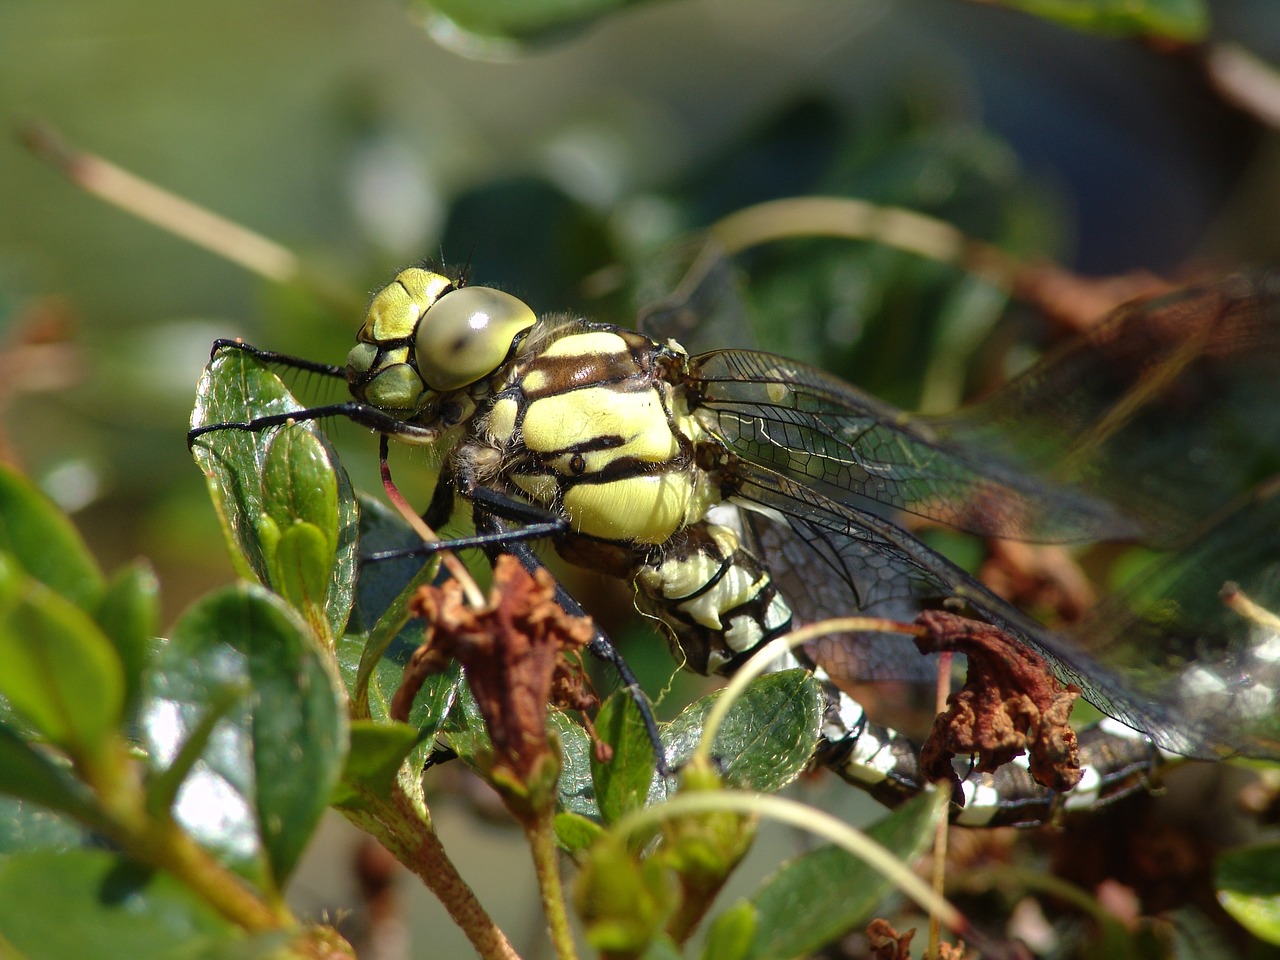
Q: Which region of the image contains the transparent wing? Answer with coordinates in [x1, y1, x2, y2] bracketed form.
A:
[934, 273, 1280, 535]
[727, 465, 1280, 760]
[1067, 478, 1280, 757]
[690, 272, 1280, 546]
[691, 349, 1137, 543]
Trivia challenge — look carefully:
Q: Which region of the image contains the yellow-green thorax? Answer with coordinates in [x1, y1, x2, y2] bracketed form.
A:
[476, 322, 719, 545]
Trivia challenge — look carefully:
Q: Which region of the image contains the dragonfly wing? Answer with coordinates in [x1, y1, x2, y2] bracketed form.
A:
[934, 272, 1280, 537]
[1068, 477, 1280, 760]
[724, 464, 1255, 760]
[692, 349, 1138, 543]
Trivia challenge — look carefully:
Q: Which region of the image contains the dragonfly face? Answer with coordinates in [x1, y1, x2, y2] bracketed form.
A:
[345, 267, 537, 416]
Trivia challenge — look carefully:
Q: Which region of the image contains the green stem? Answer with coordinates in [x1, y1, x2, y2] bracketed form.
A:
[86, 743, 290, 932]
[118, 814, 289, 931]
[525, 810, 579, 960]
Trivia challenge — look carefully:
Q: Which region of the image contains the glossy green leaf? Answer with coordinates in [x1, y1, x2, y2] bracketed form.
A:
[0, 796, 87, 856]
[261, 426, 340, 553]
[442, 683, 491, 760]
[0, 722, 100, 825]
[551, 708, 598, 820]
[991, 0, 1207, 40]
[260, 426, 341, 638]
[0, 467, 103, 611]
[333, 720, 421, 809]
[270, 520, 333, 631]
[740, 792, 941, 960]
[1217, 842, 1280, 945]
[145, 585, 347, 890]
[554, 809, 605, 853]
[0, 559, 125, 762]
[0, 849, 236, 960]
[652, 670, 823, 803]
[94, 560, 160, 720]
[338, 630, 462, 777]
[189, 351, 358, 642]
[592, 691, 656, 824]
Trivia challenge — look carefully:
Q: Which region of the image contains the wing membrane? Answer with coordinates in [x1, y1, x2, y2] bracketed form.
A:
[935, 273, 1280, 533]
[727, 464, 1279, 760]
[691, 349, 1136, 543]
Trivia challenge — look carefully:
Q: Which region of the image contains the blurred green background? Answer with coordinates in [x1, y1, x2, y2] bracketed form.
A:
[4, 0, 1280, 954]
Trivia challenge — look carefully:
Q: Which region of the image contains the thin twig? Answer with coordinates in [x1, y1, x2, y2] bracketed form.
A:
[22, 121, 299, 283]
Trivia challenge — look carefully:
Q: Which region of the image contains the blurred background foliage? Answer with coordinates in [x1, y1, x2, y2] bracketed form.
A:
[4, 0, 1280, 622]
[4, 0, 1280, 954]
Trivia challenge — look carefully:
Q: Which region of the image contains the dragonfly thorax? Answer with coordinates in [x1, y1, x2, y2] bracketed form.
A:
[469, 319, 721, 545]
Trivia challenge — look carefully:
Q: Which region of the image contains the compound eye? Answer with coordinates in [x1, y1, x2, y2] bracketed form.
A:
[415, 286, 536, 391]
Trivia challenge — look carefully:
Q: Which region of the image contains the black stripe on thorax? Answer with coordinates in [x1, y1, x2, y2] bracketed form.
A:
[517, 453, 689, 484]
[520, 345, 657, 399]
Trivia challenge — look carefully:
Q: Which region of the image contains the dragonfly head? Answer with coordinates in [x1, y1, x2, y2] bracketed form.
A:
[346, 266, 536, 411]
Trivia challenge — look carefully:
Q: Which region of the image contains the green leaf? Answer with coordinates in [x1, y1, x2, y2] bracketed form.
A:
[0, 796, 87, 856]
[592, 691, 656, 824]
[189, 351, 358, 643]
[259, 426, 342, 639]
[1217, 842, 1280, 945]
[271, 521, 333, 632]
[653, 670, 824, 801]
[576, 837, 679, 954]
[0, 558, 125, 763]
[639, 934, 686, 960]
[0, 465, 103, 609]
[702, 900, 757, 960]
[0, 849, 237, 960]
[740, 792, 941, 960]
[145, 585, 347, 891]
[94, 560, 160, 720]
[551, 708, 598, 820]
[333, 720, 421, 809]
[554, 810, 605, 853]
[338, 624, 462, 778]
[0, 722, 101, 825]
[990, 0, 1207, 40]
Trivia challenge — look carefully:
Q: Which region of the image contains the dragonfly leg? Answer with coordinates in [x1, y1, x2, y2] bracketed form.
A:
[210, 338, 347, 377]
[188, 399, 444, 449]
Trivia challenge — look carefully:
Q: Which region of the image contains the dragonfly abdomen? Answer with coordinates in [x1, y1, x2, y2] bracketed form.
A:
[630, 514, 1162, 825]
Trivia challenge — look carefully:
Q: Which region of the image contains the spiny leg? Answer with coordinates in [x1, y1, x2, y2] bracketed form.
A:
[209, 338, 347, 377]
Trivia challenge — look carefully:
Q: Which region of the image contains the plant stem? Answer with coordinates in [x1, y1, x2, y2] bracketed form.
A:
[341, 782, 520, 960]
[121, 815, 289, 931]
[525, 810, 579, 960]
[87, 746, 290, 933]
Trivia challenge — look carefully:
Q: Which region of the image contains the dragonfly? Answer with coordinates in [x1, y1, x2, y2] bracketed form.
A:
[188, 256, 1280, 825]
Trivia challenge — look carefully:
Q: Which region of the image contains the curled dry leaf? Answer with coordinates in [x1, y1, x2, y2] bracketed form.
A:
[396, 556, 598, 798]
[865, 918, 915, 960]
[913, 610, 1083, 800]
